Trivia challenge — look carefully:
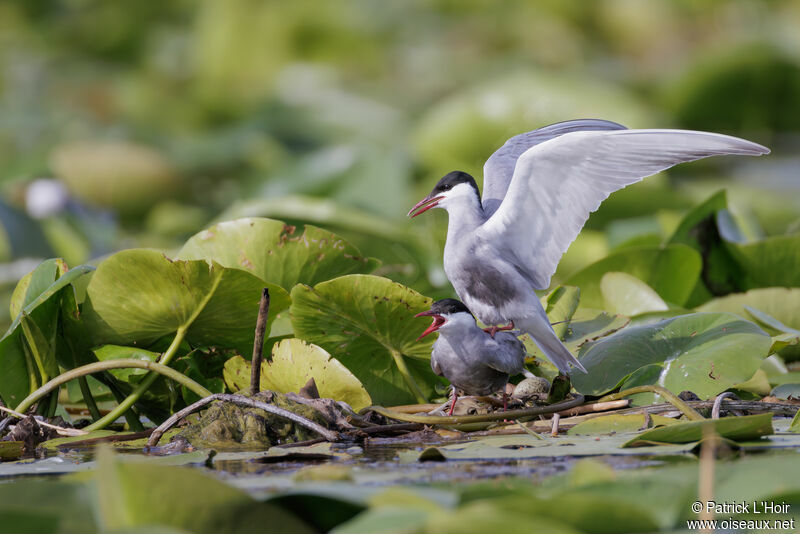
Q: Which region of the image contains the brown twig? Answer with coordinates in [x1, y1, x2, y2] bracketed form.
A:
[146, 393, 339, 447]
[0, 405, 87, 436]
[251, 288, 270, 396]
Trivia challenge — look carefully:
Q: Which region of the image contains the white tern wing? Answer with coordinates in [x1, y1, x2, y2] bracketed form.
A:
[478, 129, 769, 289]
[482, 119, 627, 217]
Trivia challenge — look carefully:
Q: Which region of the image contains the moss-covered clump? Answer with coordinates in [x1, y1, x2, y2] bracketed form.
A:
[177, 391, 330, 450]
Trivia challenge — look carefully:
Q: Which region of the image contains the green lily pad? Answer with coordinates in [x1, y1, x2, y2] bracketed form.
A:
[564, 244, 702, 309]
[290, 274, 441, 405]
[568, 414, 678, 435]
[80, 249, 289, 357]
[724, 234, 800, 290]
[178, 217, 377, 291]
[399, 434, 697, 462]
[541, 286, 580, 340]
[563, 309, 630, 351]
[571, 312, 771, 399]
[223, 339, 372, 411]
[622, 413, 773, 447]
[600, 272, 668, 316]
[0, 259, 94, 405]
[92, 446, 314, 534]
[698, 288, 800, 331]
[698, 288, 800, 360]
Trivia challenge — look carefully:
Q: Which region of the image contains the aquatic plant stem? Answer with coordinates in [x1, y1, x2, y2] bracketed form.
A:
[250, 288, 270, 395]
[598, 385, 704, 421]
[14, 358, 211, 420]
[83, 327, 192, 431]
[389, 349, 427, 404]
[77, 376, 102, 421]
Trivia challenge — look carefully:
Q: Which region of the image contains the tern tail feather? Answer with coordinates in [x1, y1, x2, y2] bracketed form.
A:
[515, 315, 587, 375]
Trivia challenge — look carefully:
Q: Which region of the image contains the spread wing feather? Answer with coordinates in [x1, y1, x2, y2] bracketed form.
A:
[478, 129, 769, 289]
[482, 119, 628, 217]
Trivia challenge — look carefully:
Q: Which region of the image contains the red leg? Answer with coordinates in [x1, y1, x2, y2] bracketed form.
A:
[482, 320, 515, 338]
[448, 390, 458, 416]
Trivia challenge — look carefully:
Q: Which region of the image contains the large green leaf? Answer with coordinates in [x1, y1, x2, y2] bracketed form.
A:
[290, 274, 442, 405]
[224, 339, 372, 410]
[564, 245, 702, 308]
[571, 313, 771, 399]
[0, 259, 94, 405]
[80, 249, 289, 356]
[178, 217, 377, 291]
[623, 413, 773, 447]
[724, 233, 800, 289]
[600, 272, 668, 316]
[698, 288, 800, 360]
[93, 447, 314, 534]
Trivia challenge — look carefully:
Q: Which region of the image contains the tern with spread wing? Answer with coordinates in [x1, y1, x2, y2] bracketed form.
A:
[416, 298, 529, 415]
[409, 119, 769, 374]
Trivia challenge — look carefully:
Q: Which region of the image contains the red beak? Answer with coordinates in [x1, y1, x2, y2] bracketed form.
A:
[415, 310, 446, 340]
[408, 195, 444, 218]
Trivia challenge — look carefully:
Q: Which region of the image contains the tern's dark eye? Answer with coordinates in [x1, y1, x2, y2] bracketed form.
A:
[440, 184, 452, 191]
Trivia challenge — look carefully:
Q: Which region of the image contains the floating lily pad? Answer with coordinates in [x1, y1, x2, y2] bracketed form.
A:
[398, 434, 697, 462]
[698, 288, 800, 331]
[600, 272, 668, 317]
[0, 259, 94, 406]
[568, 414, 678, 435]
[179, 217, 377, 291]
[571, 313, 771, 399]
[623, 413, 773, 447]
[564, 309, 630, 351]
[698, 288, 800, 360]
[290, 274, 441, 405]
[80, 249, 289, 356]
[223, 339, 372, 411]
[565, 244, 702, 309]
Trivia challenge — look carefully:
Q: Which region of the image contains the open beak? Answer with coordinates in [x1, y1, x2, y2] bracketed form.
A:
[415, 310, 446, 340]
[408, 195, 444, 218]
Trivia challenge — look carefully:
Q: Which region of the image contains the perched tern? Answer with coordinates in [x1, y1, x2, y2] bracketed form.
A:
[416, 298, 529, 414]
[409, 119, 769, 374]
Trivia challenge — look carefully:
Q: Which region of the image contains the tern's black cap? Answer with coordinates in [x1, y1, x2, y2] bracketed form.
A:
[429, 298, 472, 316]
[430, 171, 480, 198]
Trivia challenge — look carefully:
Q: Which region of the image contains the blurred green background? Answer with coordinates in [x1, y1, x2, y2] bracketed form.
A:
[1, 0, 799, 329]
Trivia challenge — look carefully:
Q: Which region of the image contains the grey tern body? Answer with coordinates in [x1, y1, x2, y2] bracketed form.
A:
[416, 299, 528, 413]
[409, 119, 770, 375]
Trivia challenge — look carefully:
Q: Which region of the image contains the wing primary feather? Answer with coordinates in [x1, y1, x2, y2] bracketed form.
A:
[478, 128, 769, 289]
